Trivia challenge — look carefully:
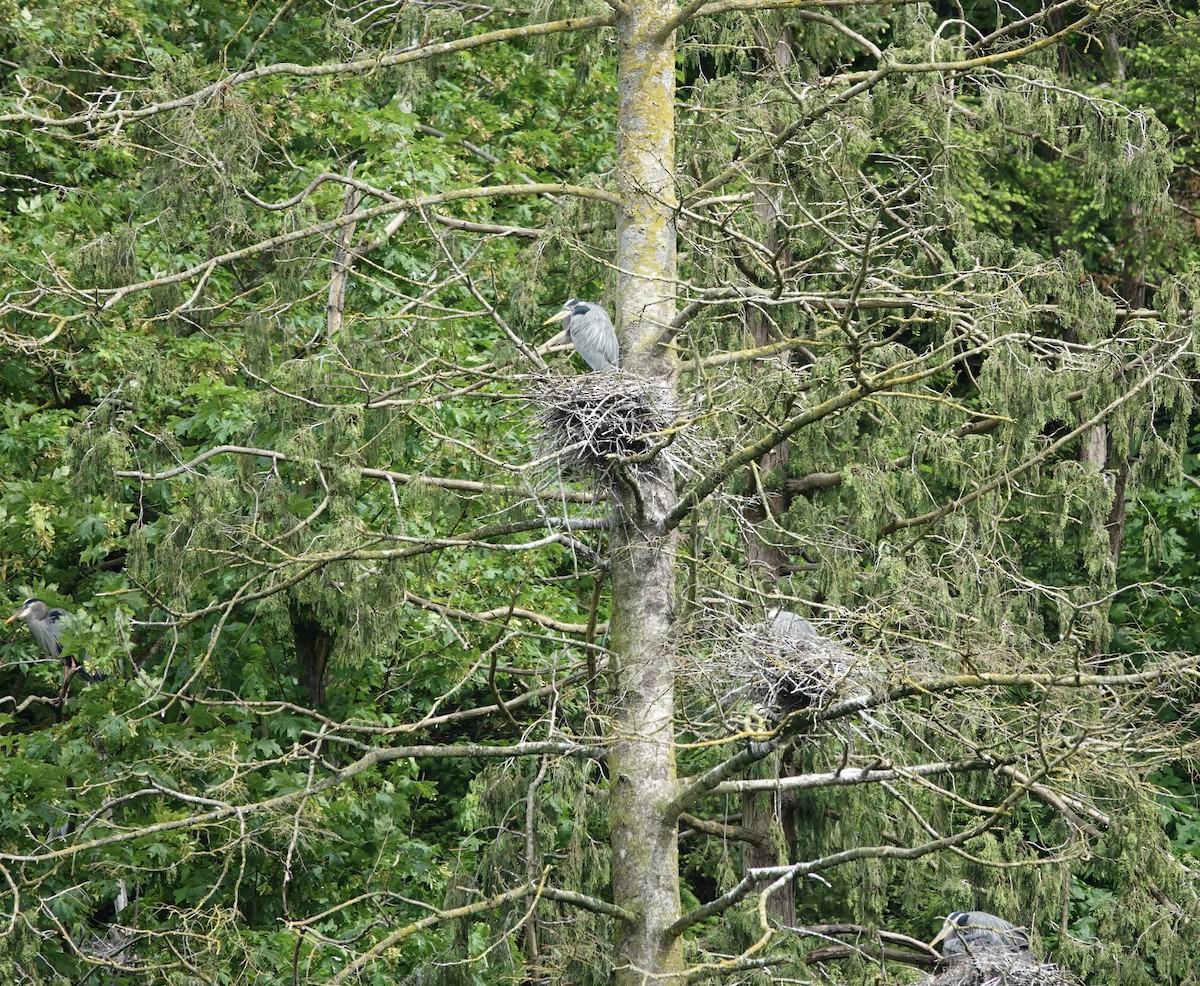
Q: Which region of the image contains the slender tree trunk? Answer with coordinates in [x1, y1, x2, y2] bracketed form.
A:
[742, 760, 796, 926]
[1081, 206, 1145, 571]
[326, 162, 361, 343]
[741, 26, 799, 581]
[742, 185, 794, 583]
[289, 604, 333, 708]
[608, 3, 683, 984]
[741, 25, 799, 928]
[1105, 206, 1147, 566]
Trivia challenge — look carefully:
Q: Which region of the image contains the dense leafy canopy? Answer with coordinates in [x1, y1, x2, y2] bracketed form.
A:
[2, 1, 1200, 984]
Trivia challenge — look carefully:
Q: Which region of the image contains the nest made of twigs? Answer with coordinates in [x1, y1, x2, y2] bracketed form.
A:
[535, 371, 681, 478]
[919, 951, 1078, 986]
[83, 925, 136, 961]
[712, 611, 881, 726]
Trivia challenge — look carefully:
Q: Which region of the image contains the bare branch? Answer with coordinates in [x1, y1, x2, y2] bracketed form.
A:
[0, 16, 616, 130]
[707, 758, 1005, 796]
[115, 443, 601, 503]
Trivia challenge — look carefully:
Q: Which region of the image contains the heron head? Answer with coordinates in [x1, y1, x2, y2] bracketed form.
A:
[930, 912, 967, 947]
[5, 598, 44, 625]
[543, 299, 587, 326]
[543, 303, 570, 326]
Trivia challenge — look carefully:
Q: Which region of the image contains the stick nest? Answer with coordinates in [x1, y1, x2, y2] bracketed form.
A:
[714, 611, 881, 724]
[535, 372, 683, 479]
[918, 952, 1079, 986]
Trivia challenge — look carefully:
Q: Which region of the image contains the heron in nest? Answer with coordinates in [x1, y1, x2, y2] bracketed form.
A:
[932, 911, 1031, 965]
[543, 299, 619, 372]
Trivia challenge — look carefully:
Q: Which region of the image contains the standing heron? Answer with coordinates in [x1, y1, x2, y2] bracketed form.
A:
[543, 299, 619, 372]
[5, 598, 103, 682]
[932, 910, 1031, 964]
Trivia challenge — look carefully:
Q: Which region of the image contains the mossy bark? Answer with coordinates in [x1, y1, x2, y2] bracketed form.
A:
[608, 2, 684, 984]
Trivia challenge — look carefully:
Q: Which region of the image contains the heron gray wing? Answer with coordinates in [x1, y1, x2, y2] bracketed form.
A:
[30, 609, 65, 656]
[939, 911, 1030, 958]
[592, 327, 619, 371]
[567, 303, 619, 371]
[766, 609, 818, 642]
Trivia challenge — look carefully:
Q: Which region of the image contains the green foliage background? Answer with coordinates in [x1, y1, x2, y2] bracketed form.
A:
[1, 1, 1199, 984]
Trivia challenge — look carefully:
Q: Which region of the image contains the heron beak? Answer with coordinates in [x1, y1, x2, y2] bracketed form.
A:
[4, 610, 24, 625]
[930, 924, 951, 948]
[542, 309, 570, 326]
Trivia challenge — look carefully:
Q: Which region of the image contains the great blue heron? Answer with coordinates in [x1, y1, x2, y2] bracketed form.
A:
[543, 299, 619, 372]
[765, 607, 819, 644]
[932, 910, 1031, 964]
[5, 598, 103, 682]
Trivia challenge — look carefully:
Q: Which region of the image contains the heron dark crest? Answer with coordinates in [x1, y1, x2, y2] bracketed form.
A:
[543, 299, 619, 372]
[931, 910, 1031, 964]
[5, 598, 103, 683]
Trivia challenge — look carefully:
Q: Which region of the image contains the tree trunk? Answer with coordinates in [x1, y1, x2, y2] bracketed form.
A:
[742, 184, 795, 583]
[289, 605, 333, 708]
[1081, 205, 1145, 571]
[741, 24, 800, 580]
[740, 24, 799, 928]
[609, 3, 683, 984]
[741, 761, 797, 927]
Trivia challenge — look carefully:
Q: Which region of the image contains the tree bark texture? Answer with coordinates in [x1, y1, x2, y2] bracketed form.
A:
[742, 762, 797, 927]
[741, 26, 799, 928]
[290, 604, 333, 708]
[608, 3, 683, 984]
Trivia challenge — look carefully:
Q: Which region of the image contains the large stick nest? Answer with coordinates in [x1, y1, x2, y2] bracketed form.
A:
[708, 611, 883, 729]
[918, 951, 1079, 986]
[535, 371, 690, 480]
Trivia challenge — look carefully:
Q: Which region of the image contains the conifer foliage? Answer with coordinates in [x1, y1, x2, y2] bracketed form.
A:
[1, 1, 1199, 984]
